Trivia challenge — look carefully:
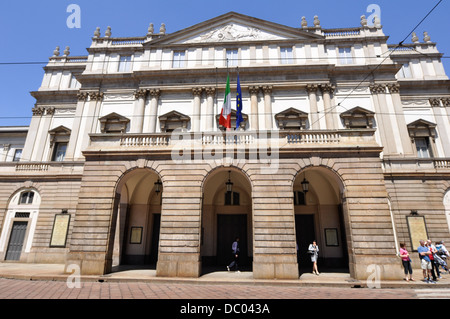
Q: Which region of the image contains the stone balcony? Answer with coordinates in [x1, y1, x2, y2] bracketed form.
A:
[382, 157, 450, 175]
[0, 161, 84, 178]
[86, 129, 379, 158]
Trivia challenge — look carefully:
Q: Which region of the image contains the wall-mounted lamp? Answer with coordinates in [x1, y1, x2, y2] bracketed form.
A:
[410, 210, 418, 216]
[301, 177, 309, 194]
[61, 209, 68, 214]
[154, 179, 162, 194]
[226, 170, 233, 193]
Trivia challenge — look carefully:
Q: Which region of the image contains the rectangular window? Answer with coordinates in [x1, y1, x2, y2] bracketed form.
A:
[280, 47, 294, 64]
[226, 49, 239, 66]
[20, 192, 34, 205]
[13, 149, 22, 162]
[172, 51, 186, 68]
[118, 55, 132, 72]
[52, 143, 67, 162]
[225, 191, 240, 206]
[415, 137, 431, 158]
[338, 47, 353, 65]
[293, 191, 306, 205]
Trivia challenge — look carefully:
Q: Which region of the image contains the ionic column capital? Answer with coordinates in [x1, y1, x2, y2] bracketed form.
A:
[320, 83, 335, 94]
[204, 87, 216, 97]
[148, 89, 161, 98]
[305, 84, 319, 93]
[192, 87, 203, 97]
[429, 98, 442, 107]
[369, 83, 386, 94]
[89, 92, 104, 101]
[134, 89, 148, 100]
[249, 86, 260, 95]
[386, 83, 400, 94]
[262, 85, 273, 95]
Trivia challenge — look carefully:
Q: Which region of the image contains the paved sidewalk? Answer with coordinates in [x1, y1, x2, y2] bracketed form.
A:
[0, 262, 450, 289]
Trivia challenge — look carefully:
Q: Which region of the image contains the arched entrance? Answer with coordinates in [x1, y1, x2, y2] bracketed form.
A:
[201, 167, 252, 274]
[293, 166, 349, 274]
[111, 168, 162, 270]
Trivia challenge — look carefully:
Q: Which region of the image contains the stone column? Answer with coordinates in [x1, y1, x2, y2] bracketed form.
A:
[65, 92, 88, 161]
[442, 98, 450, 124]
[249, 86, 259, 131]
[205, 87, 215, 131]
[1, 144, 10, 162]
[370, 84, 397, 155]
[132, 89, 148, 133]
[148, 89, 161, 133]
[192, 87, 203, 132]
[80, 92, 104, 155]
[262, 86, 273, 130]
[306, 84, 320, 129]
[387, 84, 414, 156]
[21, 107, 44, 162]
[321, 84, 335, 130]
[431, 98, 450, 157]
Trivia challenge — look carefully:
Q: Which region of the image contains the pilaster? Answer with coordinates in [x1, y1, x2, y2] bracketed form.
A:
[148, 89, 161, 133]
[306, 84, 320, 130]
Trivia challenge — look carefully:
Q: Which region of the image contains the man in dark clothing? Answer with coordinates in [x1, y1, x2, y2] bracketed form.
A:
[227, 237, 240, 272]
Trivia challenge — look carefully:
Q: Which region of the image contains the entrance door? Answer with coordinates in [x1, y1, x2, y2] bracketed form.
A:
[148, 214, 161, 265]
[295, 214, 315, 270]
[5, 221, 28, 261]
[217, 214, 248, 267]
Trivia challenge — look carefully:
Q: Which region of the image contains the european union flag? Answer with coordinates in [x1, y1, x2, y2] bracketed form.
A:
[236, 74, 243, 130]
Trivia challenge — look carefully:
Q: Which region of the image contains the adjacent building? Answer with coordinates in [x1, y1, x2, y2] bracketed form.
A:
[0, 12, 449, 280]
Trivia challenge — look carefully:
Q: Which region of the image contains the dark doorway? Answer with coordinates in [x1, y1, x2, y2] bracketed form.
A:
[148, 213, 161, 265]
[217, 214, 249, 268]
[295, 214, 315, 271]
[5, 221, 28, 261]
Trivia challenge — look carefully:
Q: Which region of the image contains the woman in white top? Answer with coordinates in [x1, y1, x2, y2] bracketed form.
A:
[308, 240, 320, 275]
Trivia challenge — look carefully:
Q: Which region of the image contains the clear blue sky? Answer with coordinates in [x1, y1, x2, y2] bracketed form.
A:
[0, 0, 448, 127]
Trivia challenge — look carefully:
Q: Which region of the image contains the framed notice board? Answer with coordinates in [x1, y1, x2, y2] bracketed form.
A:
[406, 216, 428, 251]
[50, 214, 71, 248]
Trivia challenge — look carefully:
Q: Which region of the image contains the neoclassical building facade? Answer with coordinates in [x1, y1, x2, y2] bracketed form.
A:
[0, 12, 449, 280]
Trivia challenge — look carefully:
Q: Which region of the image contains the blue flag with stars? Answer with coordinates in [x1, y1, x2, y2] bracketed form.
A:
[236, 73, 243, 130]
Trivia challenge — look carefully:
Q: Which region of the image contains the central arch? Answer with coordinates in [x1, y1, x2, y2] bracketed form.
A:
[200, 166, 253, 274]
[293, 166, 349, 274]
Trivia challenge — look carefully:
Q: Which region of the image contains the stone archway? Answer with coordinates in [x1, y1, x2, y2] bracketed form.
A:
[201, 166, 253, 274]
[293, 166, 349, 274]
[110, 168, 162, 271]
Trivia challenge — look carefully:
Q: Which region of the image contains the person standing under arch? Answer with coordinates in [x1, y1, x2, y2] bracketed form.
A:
[308, 240, 320, 275]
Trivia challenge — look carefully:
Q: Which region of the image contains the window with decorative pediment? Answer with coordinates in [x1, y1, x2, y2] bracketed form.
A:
[340, 106, 375, 129]
[159, 110, 190, 133]
[48, 126, 71, 162]
[215, 109, 248, 131]
[407, 119, 437, 158]
[274, 108, 309, 130]
[99, 112, 130, 133]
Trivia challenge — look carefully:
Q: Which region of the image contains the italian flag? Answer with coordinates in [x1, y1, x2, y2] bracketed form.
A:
[219, 75, 232, 129]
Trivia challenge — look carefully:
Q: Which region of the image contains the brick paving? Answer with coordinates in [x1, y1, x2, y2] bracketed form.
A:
[0, 277, 420, 299]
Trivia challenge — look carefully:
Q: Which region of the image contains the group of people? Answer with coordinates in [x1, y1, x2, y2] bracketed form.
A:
[399, 239, 449, 283]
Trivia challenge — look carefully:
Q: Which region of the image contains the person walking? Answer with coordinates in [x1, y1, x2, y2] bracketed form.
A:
[308, 240, 320, 275]
[227, 237, 240, 272]
[399, 243, 414, 282]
